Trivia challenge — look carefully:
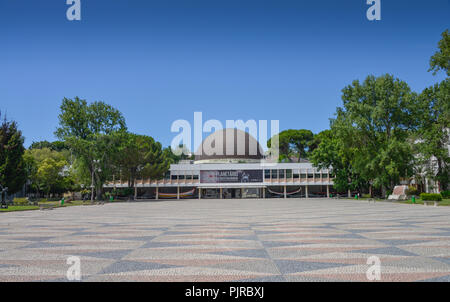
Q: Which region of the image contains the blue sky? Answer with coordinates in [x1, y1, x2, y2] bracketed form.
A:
[0, 0, 448, 149]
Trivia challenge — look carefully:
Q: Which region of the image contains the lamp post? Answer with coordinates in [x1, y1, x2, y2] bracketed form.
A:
[90, 160, 101, 203]
[0, 185, 8, 209]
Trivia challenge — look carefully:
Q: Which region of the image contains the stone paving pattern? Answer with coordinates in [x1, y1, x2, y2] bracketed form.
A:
[0, 198, 449, 282]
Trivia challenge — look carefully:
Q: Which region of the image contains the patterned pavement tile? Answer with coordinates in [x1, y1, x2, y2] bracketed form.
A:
[75, 249, 134, 260]
[0, 198, 449, 282]
[274, 259, 350, 274]
[209, 249, 271, 259]
[350, 247, 418, 256]
[101, 260, 177, 274]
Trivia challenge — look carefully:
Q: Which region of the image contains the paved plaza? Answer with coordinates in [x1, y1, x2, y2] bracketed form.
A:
[0, 198, 449, 282]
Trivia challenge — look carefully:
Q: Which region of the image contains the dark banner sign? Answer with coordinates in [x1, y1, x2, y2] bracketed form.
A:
[200, 170, 263, 183]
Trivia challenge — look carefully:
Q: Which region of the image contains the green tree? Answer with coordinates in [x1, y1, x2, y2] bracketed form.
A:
[268, 129, 315, 162]
[55, 97, 126, 140]
[0, 112, 26, 194]
[429, 29, 449, 76]
[115, 132, 170, 191]
[417, 79, 450, 191]
[311, 129, 367, 193]
[30, 140, 68, 152]
[55, 97, 127, 201]
[313, 75, 420, 197]
[24, 148, 72, 197]
[341, 74, 420, 196]
[165, 144, 193, 163]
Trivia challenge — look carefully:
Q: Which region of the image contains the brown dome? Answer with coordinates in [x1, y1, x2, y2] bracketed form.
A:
[195, 128, 264, 162]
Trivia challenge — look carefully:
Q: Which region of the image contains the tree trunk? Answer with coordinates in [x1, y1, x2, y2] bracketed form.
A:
[437, 159, 443, 192]
[96, 186, 102, 201]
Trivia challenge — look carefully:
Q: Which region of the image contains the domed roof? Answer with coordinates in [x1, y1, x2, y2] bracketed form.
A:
[195, 128, 264, 163]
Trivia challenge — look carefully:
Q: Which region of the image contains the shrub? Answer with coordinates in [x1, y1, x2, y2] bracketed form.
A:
[112, 188, 133, 197]
[420, 193, 442, 201]
[407, 186, 419, 196]
[440, 190, 450, 198]
[13, 198, 28, 205]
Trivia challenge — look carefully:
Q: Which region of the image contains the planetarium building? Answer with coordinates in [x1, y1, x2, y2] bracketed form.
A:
[106, 129, 337, 199]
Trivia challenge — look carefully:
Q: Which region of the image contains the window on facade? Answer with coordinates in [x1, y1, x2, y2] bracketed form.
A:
[279, 170, 285, 179]
[264, 169, 270, 179]
[286, 169, 292, 178]
[315, 174, 321, 179]
[271, 169, 278, 179]
[300, 173, 306, 179]
[193, 175, 199, 180]
[308, 173, 314, 179]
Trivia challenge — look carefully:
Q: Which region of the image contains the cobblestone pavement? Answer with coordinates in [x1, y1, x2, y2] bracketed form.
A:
[0, 198, 449, 282]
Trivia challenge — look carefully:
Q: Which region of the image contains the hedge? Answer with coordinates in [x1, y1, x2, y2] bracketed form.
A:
[441, 191, 450, 198]
[420, 193, 442, 201]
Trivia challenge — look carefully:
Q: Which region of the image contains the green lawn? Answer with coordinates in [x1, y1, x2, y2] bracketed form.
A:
[0, 198, 112, 213]
[0, 205, 40, 212]
[399, 198, 450, 206]
[357, 196, 450, 206]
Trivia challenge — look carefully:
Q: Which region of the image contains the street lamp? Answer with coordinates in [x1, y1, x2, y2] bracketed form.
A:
[0, 185, 8, 209]
[90, 160, 101, 203]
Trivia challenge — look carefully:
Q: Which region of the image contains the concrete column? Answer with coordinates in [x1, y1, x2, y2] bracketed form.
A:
[241, 188, 244, 199]
[156, 187, 159, 200]
[284, 185, 287, 199]
[326, 185, 330, 198]
[177, 186, 180, 200]
[198, 188, 201, 199]
[220, 188, 223, 199]
[348, 189, 351, 198]
[305, 186, 309, 198]
[134, 186, 137, 200]
[262, 188, 266, 199]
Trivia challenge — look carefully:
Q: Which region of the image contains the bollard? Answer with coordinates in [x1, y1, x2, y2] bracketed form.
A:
[61, 198, 65, 206]
[412, 195, 416, 204]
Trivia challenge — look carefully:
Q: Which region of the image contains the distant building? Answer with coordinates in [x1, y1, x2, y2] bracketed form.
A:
[105, 129, 339, 199]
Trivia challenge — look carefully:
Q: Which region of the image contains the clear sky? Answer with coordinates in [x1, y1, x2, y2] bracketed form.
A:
[1, 0, 448, 149]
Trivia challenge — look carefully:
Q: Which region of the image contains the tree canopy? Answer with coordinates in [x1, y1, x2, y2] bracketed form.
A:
[429, 29, 449, 76]
[55, 97, 127, 140]
[115, 132, 170, 189]
[312, 74, 421, 196]
[0, 113, 26, 194]
[55, 97, 127, 200]
[416, 79, 450, 190]
[268, 129, 315, 162]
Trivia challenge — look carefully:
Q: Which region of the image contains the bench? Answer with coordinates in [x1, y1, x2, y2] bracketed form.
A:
[39, 204, 54, 211]
[423, 201, 439, 207]
[26, 197, 39, 206]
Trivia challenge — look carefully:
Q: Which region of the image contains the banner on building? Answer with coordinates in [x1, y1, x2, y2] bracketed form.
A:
[200, 170, 263, 183]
